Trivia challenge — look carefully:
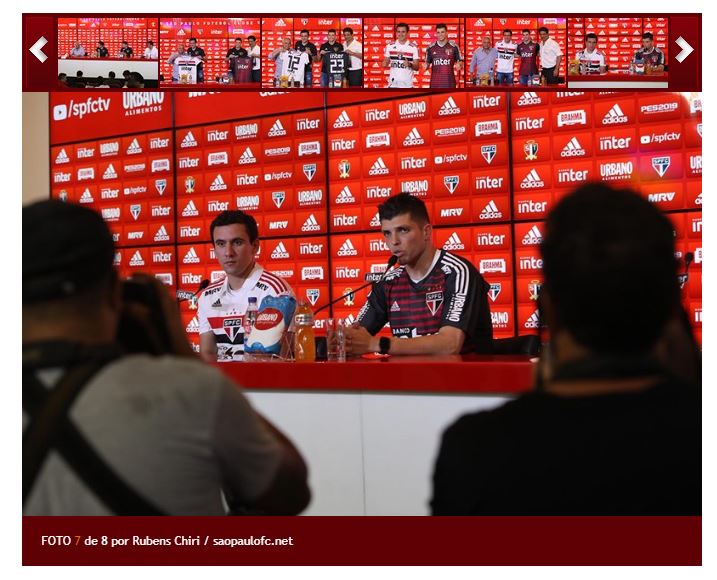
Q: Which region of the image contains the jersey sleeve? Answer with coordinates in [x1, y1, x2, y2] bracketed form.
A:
[425, 46, 432, 65]
[440, 259, 485, 335]
[452, 41, 463, 62]
[410, 44, 419, 62]
[197, 293, 211, 335]
[357, 281, 389, 335]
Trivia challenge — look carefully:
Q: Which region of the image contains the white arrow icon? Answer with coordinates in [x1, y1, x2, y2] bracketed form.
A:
[30, 36, 48, 63]
[675, 36, 694, 63]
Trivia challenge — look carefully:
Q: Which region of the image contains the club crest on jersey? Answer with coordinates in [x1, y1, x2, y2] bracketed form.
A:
[272, 190, 286, 208]
[338, 159, 351, 179]
[481, 144, 497, 164]
[488, 283, 501, 302]
[524, 140, 539, 161]
[652, 156, 670, 177]
[223, 316, 244, 342]
[528, 280, 542, 301]
[306, 288, 320, 306]
[303, 164, 317, 182]
[184, 176, 195, 194]
[343, 288, 355, 307]
[443, 175, 459, 194]
[155, 178, 167, 196]
[425, 290, 444, 316]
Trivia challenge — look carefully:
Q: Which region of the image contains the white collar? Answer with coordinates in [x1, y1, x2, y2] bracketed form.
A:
[408, 249, 442, 284]
[219, 263, 263, 297]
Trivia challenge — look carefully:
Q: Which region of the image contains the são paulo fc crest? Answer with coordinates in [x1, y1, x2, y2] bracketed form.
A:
[488, 283, 501, 302]
[306, 288, 320, 306]
[652, 156, 670, 177]
[524, 140, 539, 161]
[481, 144, 497, 164]
[130, 204, 141, 220]
[303, 163, 317, 181]
[223, 316, 244, 342]
[338, 159, 351, 179]
[272, 190, 286, 208]
[155, 178, 167, 196]
[443, 175, 459, 194]
[425, 290, 444, 316]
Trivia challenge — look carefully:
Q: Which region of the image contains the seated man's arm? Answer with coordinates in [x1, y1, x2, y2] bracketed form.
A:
[199, 332, 217, 363]
[348, 324, 465, 356]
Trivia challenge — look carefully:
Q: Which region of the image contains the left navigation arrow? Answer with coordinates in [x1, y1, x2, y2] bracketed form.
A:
[30, 36, 48, 63]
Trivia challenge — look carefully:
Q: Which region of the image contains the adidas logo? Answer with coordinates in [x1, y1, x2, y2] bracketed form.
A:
[185, 316, 200, 333]
[520, 169, 545, 189]
[129, 250, 145, 267]
[368, 157, 389, 176]
[238, 147, 256, 164]
[301, 213, 321, 232]
[268, 119, 287, 137]
[517, 92, 541, 106]
[602, 104, 628, 125]
[181, 131, 198, 148]
[209, 174, 227, 191]
[337, 238, 358, 257]
[344, 313, 356, 325]
[333, 110, 354, 129]
[126, 138, 142, 155]
[183, 247, 200, 264]
[443, 232, 465, 251]
[211, 299, 222, 308]
[390, 301, 401, 312]
[275, 18, 286, 27]
[335, 186, 356, 204]
[103, 164, 118, 180]
[370, 213, 381, 227]
[479, 200, 503, 220]
[403, 127, 425, 146]
[154, 225, 170, 242]
[55, 148, 70, 164]
[524, 310, 541, 329]
[522, 225, 543, 245]
[182, 200, 199, 217]
[560, 137, 585, 158]
[438, 96, 461, 116]
[271, 242, 290, 259]
[79, 188, 94, 204]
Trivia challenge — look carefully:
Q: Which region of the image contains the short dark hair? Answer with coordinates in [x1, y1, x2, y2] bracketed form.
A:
[541, 183, 680, 356]
[58, 73, 67, 81]
[121, 40, 128, 45]
[235, 37, 242, 42]
[378, 193, 430, 225]
[98, 41, 105, 46]
[248, 35, 256, 42]
[76, 70, 83, 77]
[522, 29, 531, 35]
[585, 33, 598, 42]
[210, 210, 259, 244]
[189, 37, 197, 42]
[122, 69, 130, 77]
[300, 29, 309, 35]
[503, 29, 513, 35]
[147, 40, 154, 46]
[436, 23, 448, 31]
[327, 28, 337, 35]
[108, 71, 116, 78]
[395, 23, 409, 32]
[538, 27, 549, 35]
[343, 27, 353, 35]
[642, 32, 654, 40]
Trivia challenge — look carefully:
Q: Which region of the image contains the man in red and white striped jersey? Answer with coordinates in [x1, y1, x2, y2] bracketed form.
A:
[347, 194, 493, 356]
[198, 211, 294, 362]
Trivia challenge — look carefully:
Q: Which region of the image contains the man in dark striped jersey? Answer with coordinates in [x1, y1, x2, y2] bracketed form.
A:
[347, 194, 493, 356]
[198, 211, 294, 362]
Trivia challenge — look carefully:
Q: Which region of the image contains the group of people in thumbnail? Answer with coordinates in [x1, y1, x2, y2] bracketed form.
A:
[166, 36, 261, 84]
[64, 40, 158, 60]
[572, 31, 665, 75]
[468, 26, 562, 86]
[268, 27, 363, 88]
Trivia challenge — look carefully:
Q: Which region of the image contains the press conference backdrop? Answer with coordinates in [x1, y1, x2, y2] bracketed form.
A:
[48, 91, 702, 352]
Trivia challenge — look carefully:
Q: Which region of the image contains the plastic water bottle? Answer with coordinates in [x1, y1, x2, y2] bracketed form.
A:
[293, 300, 316, 362]
[243, 296, 258, 340]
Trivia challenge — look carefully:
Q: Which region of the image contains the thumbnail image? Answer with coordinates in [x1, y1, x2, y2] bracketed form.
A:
[57, 17, 159, 88]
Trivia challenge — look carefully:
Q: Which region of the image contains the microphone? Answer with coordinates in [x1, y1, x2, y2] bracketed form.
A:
[177, 279, 209, 302]
[678, 252, 694, 289]
[314, 255, 398, 315]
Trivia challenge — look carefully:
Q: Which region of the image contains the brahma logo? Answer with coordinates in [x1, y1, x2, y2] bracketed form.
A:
[333, 110, 354, 129]
[557, 109, 587, 127]
[267, 119, 287, 137]
[368, 157, 390, 176]
[479, 200, 502, 219]
[271, 242, 290, 259]
[520, 169, 545, 189]
[560, 137, 586, 157]
[442, 232, 465, 251]
[652, 156, 671, 177]
[438, 96, 461, 116]
[481, 145, 497, 164]
[77, 168, 95, 181]
[522, 225, 543, 245]
[207, 152, 228, 167]
[335, 186, 356, 204]
[517, 92, 542, 106]
[301, 266, 324, 281]
[366, 132, 391, 148]
[475, 120, 502, 137]
[443, 175, 460, 194]
[152, 159, 171, 172]
[301, 214, 321, 232]
[602, 104, 628, 124]
[600, 161, 634, 180]
[299, 141, 321, 157]
[479, 259, 506, 274]
[337, 238, 359, 257]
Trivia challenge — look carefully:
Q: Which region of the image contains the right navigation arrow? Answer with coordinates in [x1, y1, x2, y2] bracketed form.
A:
[675, 36, 694, 63]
